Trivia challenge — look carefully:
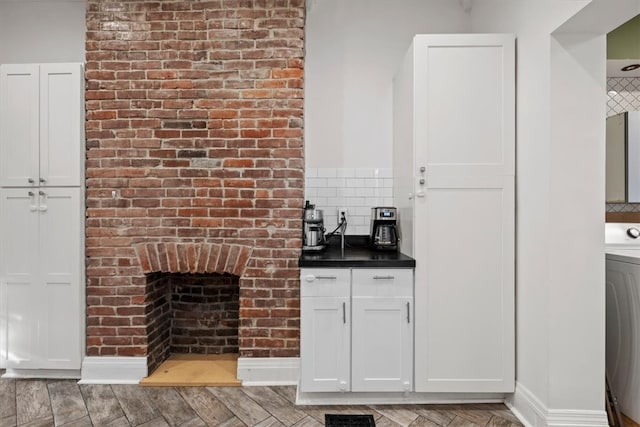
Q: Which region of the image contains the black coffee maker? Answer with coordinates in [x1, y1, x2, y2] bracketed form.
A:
[370, 207, 399, 251]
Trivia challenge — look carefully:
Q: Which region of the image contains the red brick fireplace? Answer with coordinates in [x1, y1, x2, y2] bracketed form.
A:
[84, 0, 305, 371]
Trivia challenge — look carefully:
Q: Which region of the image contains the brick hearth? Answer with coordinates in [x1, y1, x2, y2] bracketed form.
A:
[84, 0, 305, 367]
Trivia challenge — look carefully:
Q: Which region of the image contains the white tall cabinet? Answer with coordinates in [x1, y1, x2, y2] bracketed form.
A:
[0, 63, 84, 373]
[393, 35, 515, 393]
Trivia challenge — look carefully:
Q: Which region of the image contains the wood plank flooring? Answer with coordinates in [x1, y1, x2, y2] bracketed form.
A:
[0, 371, 523, 427]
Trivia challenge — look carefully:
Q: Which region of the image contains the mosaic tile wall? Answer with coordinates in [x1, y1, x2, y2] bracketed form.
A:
[607, 77, 640, 213]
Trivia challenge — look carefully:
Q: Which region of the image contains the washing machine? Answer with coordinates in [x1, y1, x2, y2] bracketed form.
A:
[606, 222, 640, 423]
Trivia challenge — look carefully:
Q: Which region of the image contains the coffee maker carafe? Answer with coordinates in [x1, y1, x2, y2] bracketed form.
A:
[303, 201, 326, 251]
[370, 207, 399, 251]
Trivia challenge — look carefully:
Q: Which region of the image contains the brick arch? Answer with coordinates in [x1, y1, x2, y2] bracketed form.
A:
[134, 242, 253, 277]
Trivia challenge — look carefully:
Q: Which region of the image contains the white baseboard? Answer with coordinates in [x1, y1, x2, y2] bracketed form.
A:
[236, 357, 299, 385]
[507, 382, 608, 427]
[297, 388, 505, 405]
[2, 369, 80, 379]
[78, 356, 148, 384]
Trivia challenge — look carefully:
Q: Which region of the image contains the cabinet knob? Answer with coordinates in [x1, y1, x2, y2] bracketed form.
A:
[28, 178, 34, 184]
[628, 228, 640, 239]
[39, 177, 46, 183]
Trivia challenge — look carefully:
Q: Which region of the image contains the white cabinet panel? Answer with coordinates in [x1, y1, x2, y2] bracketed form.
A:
[394, 34, 515, 393]
[300, 296, 350, 392]
[0, 65, 39, 187]
[39, 64, 83, 187]
[414, 34, 515, 177]
[0, 188, 82, 370]
[0, 63, 83, 187]
[416, 177, 514, 391]
[39, 188, 82, 368]
[352, 297, 412, 392]
[1, 189, 39, 368]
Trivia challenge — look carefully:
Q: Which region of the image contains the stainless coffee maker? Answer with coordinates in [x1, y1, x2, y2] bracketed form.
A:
[303, 201, 326, 251]
[370, 207, 399, 251]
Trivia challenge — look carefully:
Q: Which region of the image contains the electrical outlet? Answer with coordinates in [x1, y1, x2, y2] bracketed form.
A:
[337, 208, 348, 223]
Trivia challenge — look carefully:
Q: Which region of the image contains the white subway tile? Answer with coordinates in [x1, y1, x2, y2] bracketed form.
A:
[357, 187, 375, 197]
[341, 187, 356, 197]
[366, 197, 383, 206]
[353, 225, 370, 235]
[354, 206, 372, 216]
[317, 187, 337, 197]
[356, 168, 375, 178]
[349, 216, 366, 226]
[346, 178, 365, 187]
[317, 168, 337, 178]
[383, 178, 393, 188]
[363, 179, 378, 188]
[327, 178, 346, 187]
[308, 177, 327, 187]
[305, 168, 318, 178]
[304, 188, 318, 198]
[326, 197, 344, 207]
[337, 168, 356, 178]
[315, 197, 328, 206]
[347, 197, 367, 206]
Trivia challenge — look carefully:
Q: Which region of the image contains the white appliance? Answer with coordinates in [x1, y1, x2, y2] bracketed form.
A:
[606, 222, 640, 424]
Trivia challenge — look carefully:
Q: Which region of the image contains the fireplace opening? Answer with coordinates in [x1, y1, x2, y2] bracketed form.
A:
[145, 272, 240, 374]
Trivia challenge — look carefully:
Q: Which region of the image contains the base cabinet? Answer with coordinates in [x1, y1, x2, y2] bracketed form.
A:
[0, 187, 82, 370]
[300, 267, 414, 393]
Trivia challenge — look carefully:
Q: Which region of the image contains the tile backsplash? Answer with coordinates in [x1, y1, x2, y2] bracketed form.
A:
[607, 77, 640, 214]
[305, 168, 393, 235]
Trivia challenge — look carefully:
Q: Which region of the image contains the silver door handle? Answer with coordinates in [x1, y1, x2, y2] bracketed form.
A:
[342, 302, 346, 324]
[316, 276, 337, 280]
[28, 191, 37, 211]
[407, 302, 410, 323]
[38, 191, 47, 212]
[373, 275, 394, 280]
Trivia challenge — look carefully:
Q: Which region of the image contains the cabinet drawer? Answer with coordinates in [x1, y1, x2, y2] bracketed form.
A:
[301, 268, 350, 297]
[352, 268, 413, 297]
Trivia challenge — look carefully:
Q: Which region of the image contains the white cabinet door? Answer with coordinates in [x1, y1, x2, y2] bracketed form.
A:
[352, 297, 412, 392]
[38, 187, 82, 369]
[351, 269, 413, 392]
[0, 65, 39, 187]
[0, 63, 83, 187]
[396, 34, 515, 393]
[300, 296, 350, 392]
[39, 64, 83, 187]
[300, 268, 350, 392]
[0, 188, 82, 370]
[0, 188, 40, 368]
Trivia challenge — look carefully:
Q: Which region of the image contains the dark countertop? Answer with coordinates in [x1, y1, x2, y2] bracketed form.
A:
[299, 236, 415, 268]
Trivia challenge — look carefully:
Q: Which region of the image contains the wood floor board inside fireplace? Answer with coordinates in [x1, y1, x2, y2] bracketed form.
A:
[140, 353, 242, 387]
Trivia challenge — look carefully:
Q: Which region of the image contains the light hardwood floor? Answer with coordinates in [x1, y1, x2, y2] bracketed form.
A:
[0, 371, 523, 427]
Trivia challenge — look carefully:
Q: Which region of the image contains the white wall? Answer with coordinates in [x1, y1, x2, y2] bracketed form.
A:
[304, 0, 470, 232]
[304, 0, 470, 169]
[471, 1, 640, 424]
[0, 0, 85, 64]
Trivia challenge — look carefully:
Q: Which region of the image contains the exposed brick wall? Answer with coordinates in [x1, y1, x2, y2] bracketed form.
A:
[85, 0, 304, 362]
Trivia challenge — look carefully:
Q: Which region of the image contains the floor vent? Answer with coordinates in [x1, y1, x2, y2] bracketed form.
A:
[325, 414, 376, 427]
